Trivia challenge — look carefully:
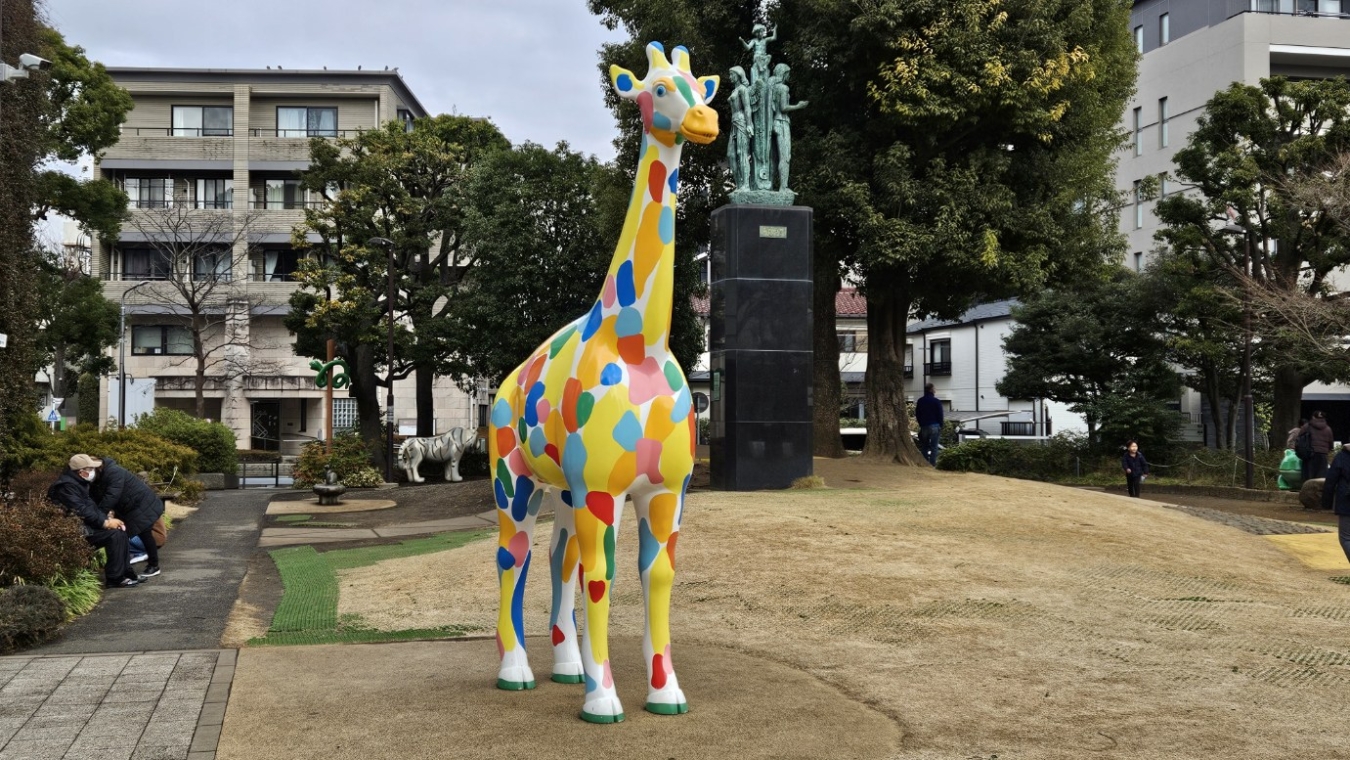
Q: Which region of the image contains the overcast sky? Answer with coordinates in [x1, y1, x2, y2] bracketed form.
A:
[42, 0, 628, 161]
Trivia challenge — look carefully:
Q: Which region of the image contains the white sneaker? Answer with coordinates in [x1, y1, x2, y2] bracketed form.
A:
[130, 553, 149, 565]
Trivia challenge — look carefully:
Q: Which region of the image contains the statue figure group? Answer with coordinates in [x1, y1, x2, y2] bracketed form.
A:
[728, 24, 807, 199]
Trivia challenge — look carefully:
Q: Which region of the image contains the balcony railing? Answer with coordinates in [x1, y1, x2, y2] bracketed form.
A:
[925, 361, 952, 376]
[249, 128, 363, 138]
[248, 200, 327, 210]
[127, 199, 233, 210]
[119, 127, 234, 137]
[248, 272, 301, 282]
[1238, 1, 1350, 18]
[903, 365, 914, 379]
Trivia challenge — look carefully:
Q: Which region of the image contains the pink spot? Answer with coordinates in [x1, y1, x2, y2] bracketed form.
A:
[552, 625, 566, 646]
[495, 631, 504, 658]
[602, 276, 616, 308]
[627, 357, 672, 405]
[636, 438, 664, 484]
[663, 645, 674, 674]
[637, 91, 654, 130]
[651, 653, 667, 689]
[588, 580, 606, 603]
[508, 531, 530, 568]
[507, 448, 528, 474]
[667, 531, 678, 570]
[603, 660, 614, 689]
[535, 398, 550, 424]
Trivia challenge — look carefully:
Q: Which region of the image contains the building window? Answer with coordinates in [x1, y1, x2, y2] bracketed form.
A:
[927, 340, 952, 376]
[193, 249, 232, 282]
[1134, 251, 1144, 272]
[838, 331, 857, 353]
[172, 106, 233, 137]
[1159, 13, 1170, 45]
[1252, 0, 1295, 11]
[1133, 107, 1142, 156]
[132, 325, 193, 356]
[254, 178, 309, 209]
[1159, 97, 1169, 148]
[194, 178, 233, 210]
[121, 248, 171, 280]
[1134, 25, 1143, 53]
[333, 398, 358, 432]
[277, 106, 338, 137]
[397, 108, 415, 133]
[1159, 172, 1169, 197]
[1133, 180, 1143, 229]
[123, 178, 174, 209]
[260, 248, 303, 281]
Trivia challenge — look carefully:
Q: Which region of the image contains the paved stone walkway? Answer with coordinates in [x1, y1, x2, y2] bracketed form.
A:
[258, 510, 497, 547]
[0, 650, 233, 760]
[1161, 502, 1334, 535]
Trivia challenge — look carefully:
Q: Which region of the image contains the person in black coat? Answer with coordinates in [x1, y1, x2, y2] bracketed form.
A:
[90, 457, 166, 577]
[1320, 443, 1350, 564]
[1121, 440, 1150, 498]
[47, 454, 141, 588]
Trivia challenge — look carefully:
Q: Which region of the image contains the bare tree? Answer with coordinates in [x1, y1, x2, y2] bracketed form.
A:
[121, 204, 283, 418]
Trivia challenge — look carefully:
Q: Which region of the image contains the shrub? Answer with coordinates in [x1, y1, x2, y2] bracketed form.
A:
[47, 570, 102, 618]
[4, 467, 63, 503]
[0, 494, 94, 588]
[342, 467, 384, 488]
[458, 442, 489, 478]
[135, 408, 238, 473]
[23, 424, 198, 478]
[936, 433, 1088, 482]
[173, 478, 205, 504]
[238, 449, 283, 463]
[77, 373, 100, 429]
[0, 584, 68, 654]
[292, 432, 377, 488]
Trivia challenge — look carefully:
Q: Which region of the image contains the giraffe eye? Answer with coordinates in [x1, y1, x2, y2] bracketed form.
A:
[655, 84, 667, 97]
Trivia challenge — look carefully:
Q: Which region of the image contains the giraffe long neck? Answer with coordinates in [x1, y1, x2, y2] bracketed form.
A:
[598, 132, 684, 354]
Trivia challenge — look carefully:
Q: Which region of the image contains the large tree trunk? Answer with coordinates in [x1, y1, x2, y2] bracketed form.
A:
[861, 286, 924, 464]
[193, 323, 207, 419]
[812, 261, 844, 458]
[416, 362, 434, 437]
[1271, 364, 1308, 449]
[1202, 371, 1227, 449]
[354, 344, 386, 472]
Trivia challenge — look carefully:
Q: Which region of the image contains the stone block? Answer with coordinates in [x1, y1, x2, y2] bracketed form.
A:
[1300, 478, 1326, 510]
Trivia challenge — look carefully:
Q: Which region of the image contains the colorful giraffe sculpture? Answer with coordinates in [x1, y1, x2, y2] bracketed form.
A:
[491, 41, 719, 724]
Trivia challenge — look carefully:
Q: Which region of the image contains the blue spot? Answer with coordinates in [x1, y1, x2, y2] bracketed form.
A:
[494, 478, 509, 510]
[584, 672, 598, 693]
[512, 476, 534, 522]
[671, 386, 691, 421]
[668, 169, 679, 194]
[581, 302, 603, 341]
[615, 307, 643, 338]
[617, 262, 636, 307]
[658, 207, 674, 244]
[637, 518, 659, 573]
[652, 112, 672, 131]
[703, 79, 716, 100]
[497, 546, 515, 571]
[561, 490, 574, 507]
[524, 382, 545, 427]
[600, 363, 623, 386]
[649, 41, 665, 53]
[527, 489, 544, 517]
[511, 552, 531, 646]
[616, 73, 633, 92]
[562, 433, 588, 502]
[491, 398, 513, 428]
[674, 45, 688, 57]
[613, 412, 642, 453]
[678, 476, 689, 523]
[528, 426, 548, 458]
[549, 527, 569, 624]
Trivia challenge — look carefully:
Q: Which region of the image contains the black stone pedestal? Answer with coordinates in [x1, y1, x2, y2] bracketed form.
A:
[708, 204, 813, 491]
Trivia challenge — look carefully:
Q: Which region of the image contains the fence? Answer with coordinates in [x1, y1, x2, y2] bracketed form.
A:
[237, 460, 293, 488]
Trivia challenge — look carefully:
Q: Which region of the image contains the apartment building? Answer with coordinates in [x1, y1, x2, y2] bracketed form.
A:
[94, 67, 475, 453]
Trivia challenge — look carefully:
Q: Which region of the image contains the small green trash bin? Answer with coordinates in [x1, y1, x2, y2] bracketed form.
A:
[1277, 449, 1303, 490]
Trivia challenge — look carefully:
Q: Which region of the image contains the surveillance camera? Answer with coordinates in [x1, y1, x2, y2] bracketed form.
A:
[18, 54, 51, 72]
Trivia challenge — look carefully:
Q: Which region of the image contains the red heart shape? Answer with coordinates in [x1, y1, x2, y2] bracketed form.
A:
[588, 580, 606, 603]
[551, 625, 565, 646]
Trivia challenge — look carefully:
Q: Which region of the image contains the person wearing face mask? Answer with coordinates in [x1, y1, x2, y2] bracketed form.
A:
[47, 454, 141, 588]
[89, 457, 165, 579]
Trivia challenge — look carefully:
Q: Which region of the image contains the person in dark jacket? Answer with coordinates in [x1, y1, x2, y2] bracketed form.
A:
[1300, 411, 1336, 481]
[90, 457, 166, 578]
[47, 454, 141, 588]
[1121, 440, 1150, 498]
[915, 383, 944, 466]
[1320, 442, 1350, 564]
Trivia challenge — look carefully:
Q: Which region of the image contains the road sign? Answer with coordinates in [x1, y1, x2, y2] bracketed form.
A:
[46, 409, 60, 423]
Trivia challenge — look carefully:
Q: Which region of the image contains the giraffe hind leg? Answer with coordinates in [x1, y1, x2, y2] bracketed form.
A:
[547, 489, 583, 683]
[634, 489, 688, 715]
[494, 425, 544, 690]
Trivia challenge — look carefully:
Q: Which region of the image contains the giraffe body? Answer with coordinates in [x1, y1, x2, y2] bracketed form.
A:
[491, 42, 719, 724]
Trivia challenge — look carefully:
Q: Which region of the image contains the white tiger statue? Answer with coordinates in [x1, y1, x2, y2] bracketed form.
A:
[397, 427, 471, 483]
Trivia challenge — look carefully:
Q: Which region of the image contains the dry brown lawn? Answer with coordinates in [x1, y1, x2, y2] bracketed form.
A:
[333, 459, 1350, 759]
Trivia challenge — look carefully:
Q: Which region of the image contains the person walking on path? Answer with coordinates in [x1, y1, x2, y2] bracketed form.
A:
[1320, 442, 1350, 564]
[91, 457, 166, 578]
[915, 383, 944, 466]
[1301, 411, 1336, 482]
[47, 454, 142, 588]
[1121, 440, 1150, 498]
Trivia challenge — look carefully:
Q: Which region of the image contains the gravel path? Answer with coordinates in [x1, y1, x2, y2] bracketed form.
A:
[1160, 502, 1333, 535]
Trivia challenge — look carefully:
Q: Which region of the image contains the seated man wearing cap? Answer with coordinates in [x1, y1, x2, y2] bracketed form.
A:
[47, 454, 142, 588]
[89, 456, 165, 578]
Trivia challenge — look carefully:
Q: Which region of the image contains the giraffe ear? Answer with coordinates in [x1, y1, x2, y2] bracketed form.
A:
[698, 75, 719, 105]
[610, 64, 643, 100]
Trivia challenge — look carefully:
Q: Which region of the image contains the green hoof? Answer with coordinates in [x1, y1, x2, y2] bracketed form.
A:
[497, 678, 536, 691]
[645, 701, 689, 715]
[580, 710, 625, 724]
[551, 673, 585, 684]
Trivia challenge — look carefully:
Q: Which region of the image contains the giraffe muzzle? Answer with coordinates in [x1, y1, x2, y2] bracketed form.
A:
[680, 105, 719, 145]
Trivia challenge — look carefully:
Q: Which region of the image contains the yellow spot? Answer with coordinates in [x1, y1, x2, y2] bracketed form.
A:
[634, 201, 667, 297]
[497, 566, 517, 651]
[647, 492, 677, 542]
[577, 317, 618, 389]
[560, 532, 580, 583]
[608, 451, 637, 494]
[644, 396, 677, 442]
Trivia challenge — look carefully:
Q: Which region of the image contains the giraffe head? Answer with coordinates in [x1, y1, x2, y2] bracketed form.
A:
[609, 42, 719, 145]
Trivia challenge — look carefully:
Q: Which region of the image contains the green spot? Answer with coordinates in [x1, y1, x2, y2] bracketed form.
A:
[497, 678, 537, 691]
[604, 525, 616, 581]
[549, 326, 577, 358]
[551, 673, 584, 684]
[496, 461, 514, 498]
[576, 392, 595, 428]
[663, 361, 684, 391]
[674, 76, 696, 106]
[518, 418, 527, 444]
[580, 710, 625, 724]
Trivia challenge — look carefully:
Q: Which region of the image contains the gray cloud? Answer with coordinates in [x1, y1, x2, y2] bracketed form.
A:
[42, 0, 627, 160]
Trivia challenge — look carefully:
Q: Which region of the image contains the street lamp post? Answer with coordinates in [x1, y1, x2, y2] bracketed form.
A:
[118, 281, 151, 429]
[368, 237, 396, 483]
[1223, 222, 1256, 489]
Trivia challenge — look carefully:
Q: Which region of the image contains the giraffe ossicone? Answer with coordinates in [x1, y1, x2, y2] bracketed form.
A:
[491, 41, 719, 724]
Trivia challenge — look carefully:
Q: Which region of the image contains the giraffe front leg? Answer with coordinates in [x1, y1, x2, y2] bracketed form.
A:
[547, 490, 583, 683]
[575, 491, 625, 723]
[635, 490, 687, 715]
[494, 467, 545, 690]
